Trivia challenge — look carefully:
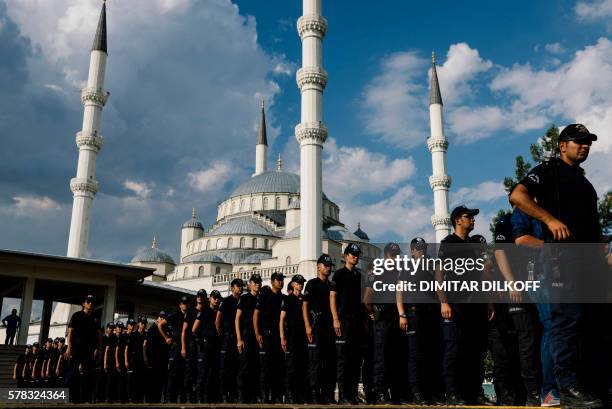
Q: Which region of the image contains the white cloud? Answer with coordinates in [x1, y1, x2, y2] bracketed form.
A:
[450, 181, 506, 208]
[362, 51, 428, 148]
[545, 42, 565, 54]
[272, 62, 295, 76]
[123, 180, 152, 200]
[575, 0, 612, 20]
[187, 162, 236, 193]
[5, 196, 62, 217]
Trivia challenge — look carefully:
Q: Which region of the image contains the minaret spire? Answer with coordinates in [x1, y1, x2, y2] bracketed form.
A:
[277, 153, 282, 172]
[67, 0, 110, 258]
[427, 50, 451, 242]
[254, 98, 268, 176]
[152, 236, 157, 249]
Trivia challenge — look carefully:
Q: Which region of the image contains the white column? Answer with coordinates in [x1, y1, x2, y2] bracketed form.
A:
[17, 277, 35, 345]
[102, 285, 116, 325]
[296, 0, 328, 278]
[67, 48, 108, 258]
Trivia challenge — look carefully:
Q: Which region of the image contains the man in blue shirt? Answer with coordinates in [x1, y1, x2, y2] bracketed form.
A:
[3, 309, 21, 345]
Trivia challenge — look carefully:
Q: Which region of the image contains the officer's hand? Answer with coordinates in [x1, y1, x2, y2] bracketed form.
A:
[368, 313, 376, 321]
[181, 347, 187, 358]
[399, 316, 408, 333]
[333, 318, 342, 337]
[256, 334, 263, 348]
[509, 290, 522, 304]
[63, 346, 71, 360]
[237, 339, 244, 353]
[56, 368, 60, 377]
[12, 374, 16, 380]
[487, 303, 495, 321]
[281, 337, 287, 353]
[165, 338, 173, 345]
[546, 218, 571, 241]
[440, 303, 452, 320]
[305, 325, 313, 344]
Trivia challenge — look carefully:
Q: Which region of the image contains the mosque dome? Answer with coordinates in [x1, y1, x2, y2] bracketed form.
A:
[182, 208, 203, 229]
[229, 172, 328, 200]
[182, 253, 226, 263]
[353, 223, 370, 241]
[208, 217, 276, 236]
[131, 238, 175, 264]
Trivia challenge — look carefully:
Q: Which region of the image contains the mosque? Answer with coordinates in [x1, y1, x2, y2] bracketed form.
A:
[65, 0, 452, 295]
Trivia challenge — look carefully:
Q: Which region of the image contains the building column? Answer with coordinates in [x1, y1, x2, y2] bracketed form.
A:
[102, 285, 116, 325]
[17, 277, 35, 345]
[39, 298, 53, 343]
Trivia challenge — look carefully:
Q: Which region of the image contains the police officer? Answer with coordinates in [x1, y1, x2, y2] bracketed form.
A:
[303, 254, 336, 403]
[100, 322, 115, 402]
[183, 290, 205, 403]
[280, 274, 307, 403]
[55, 338, 67, 389]
[113, 321, 128, 403]
[510, 123, 604, 408]
[13, 345, 29, 387]
[216, 279, 244, 403]
[143, 311, 170, 403]
[236, 273, 262, 403]
[65, 294, 101, 403]
[165, 296, 189, 403]
[125, 318, 145, 403]
[330, 243, 366, 404]
[254, 272, 285, 403]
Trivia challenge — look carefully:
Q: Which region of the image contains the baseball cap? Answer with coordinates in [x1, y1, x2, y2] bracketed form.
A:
[384, 242, 401, 257]
[450, 205, 479, 225]
[231, 278, 244, 287]
[32, 342, 39, 348]
[83, 294, 95, 303]
[106, 322, 116, 329]
[115, 320, 124, 328]
[158, 311, 167, 319]
[271, 271, 285, 281]
[344, 243, 362, 256]
[126, 318, 136, 326]
[138, 316, 148, 324]
[410, 237, 428, 251]
[317, 253, 334, 267]
[210, 290, 222, 300]
[179, 295, 190, 305]
[46, 338, 53, 343]
[559, 124, 597, 143]
[59, 337, 65, 343]
[249, 273, 262, 284]
[291, 274, 306, 284]
[196, 289, 208, 298]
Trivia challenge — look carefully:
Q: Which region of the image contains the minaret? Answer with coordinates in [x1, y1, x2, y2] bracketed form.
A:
[277, 153, 282, 172]
[427, 52, 452, 242]
[296, 0, 328, 277]
[254, 99, 268, 176]
[67, 1, 109, 258]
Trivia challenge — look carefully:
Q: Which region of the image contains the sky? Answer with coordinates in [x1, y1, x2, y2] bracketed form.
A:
[0, 0, 610, 263]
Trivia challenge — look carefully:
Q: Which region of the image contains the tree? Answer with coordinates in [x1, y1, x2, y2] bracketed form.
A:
[599, 191, 612, 236]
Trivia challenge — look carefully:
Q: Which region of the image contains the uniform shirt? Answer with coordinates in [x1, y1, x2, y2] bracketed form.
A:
[518, 158, 601, 242]
[438, 233, 480, 301]
[68, 310, 100, 353]
[194, 306, 218, 340]
[32, 350, 46, 377]
[280, 293, 304, 336]
[47, 348, 60, 374]
[183, 308, 198, 343]
[255, 287, 283, 332]
[15, 354, 26, 378]
[366, 267, 398, 315]
[166, 311, 184, 342]
[218, 295, 239, 337]
[101, 335, 114, 368]
[127, 330, 145, 362]
[330, 267, 363, 319]
[2, 314, 21, 331]
[145, 323, 168, 365]
[303, 277, 332, 324]
[237, 292, 258, 336]
[398, 261, 436, 305]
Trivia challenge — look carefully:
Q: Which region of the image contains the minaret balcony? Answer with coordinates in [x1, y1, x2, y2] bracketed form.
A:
[70, 177, 99, 195]
[297, 14, 328, 39]
[429, 175, 451, 190]
[75, 131, 104, 151]
[295, 122, 328, 145]
[431, 215, 451, 227]
[80, 87, 109, 106]
[296, 67, 328, 92]
[427, 136, 449, 152]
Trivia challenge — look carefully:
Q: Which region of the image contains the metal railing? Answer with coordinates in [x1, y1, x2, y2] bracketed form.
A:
[213, 264, 299, 285]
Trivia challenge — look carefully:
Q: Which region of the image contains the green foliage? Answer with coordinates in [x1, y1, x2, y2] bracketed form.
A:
[489, 209, 512, 241]
[530, 124, 560, 163]
[599, 191, 612, 235]
[503, 156, 532, 194]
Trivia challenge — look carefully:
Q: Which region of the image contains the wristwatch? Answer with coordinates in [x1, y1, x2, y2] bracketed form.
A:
[399, 313, 407, 318]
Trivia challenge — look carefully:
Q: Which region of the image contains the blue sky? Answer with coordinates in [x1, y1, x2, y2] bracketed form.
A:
[0, 0, 610, 262]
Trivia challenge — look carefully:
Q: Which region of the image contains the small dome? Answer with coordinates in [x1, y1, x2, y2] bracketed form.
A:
[326, 225, 363, 242]
[131, 247, 175, 264]
[208, 217, 275, 236]
[243, 254, 265, 264]
[353, 223, 370, 241]
[183, 253, 226, 263]
[182, 208, 203, 229]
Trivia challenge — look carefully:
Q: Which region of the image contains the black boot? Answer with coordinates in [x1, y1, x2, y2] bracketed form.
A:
[446, 392, 467, 405]
[525, 390, 541, 407]
[559, 387, 603, 409]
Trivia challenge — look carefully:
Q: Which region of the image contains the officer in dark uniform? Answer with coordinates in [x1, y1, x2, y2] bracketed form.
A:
[280, 274, 307, 403]
[165, 296, 189, 403]
[114, 321, 128, 403]
[55, 338, 67, 389]
[144, 311, 170, 403]
[330, 243, 365, 404]
[31, 341, 45, 387]
[191, 289, 222, 403]
[101, 322, 116, 402]
[13, 345, 29, 387]
[510, 123, 604, 408]
[236, 273, 262, 403]
[65, 294, 101, 403]
[183, 289, 205, 403]
[254, 272, 286, 403]
[397, 237, 443, 404]
[365, 243, 403, 403]
[125, 318, 145, 403]
[303, 254, 336, 403]
[216, 279, 244, 403]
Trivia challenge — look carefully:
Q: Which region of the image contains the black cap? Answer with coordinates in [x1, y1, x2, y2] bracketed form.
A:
[46, 338, 53, 343]
[106, 322, 116, 329]
[115, 320, 124, 328]
[317, 253, 334, 267]
[410, 237, 428, 250]
[271, 271, 285, 281]
[559, 124, 597, 143]
[59, 337, 65, 343]
[249, 273, 262, 284]
[210, 290, 222, 300]
[54, 337, 60, 343]
[126, 318, 136, 326]
[179, 295, 190, 305]
[290, 274, 306, 284]
[83, 294, 95, 303]
[470, 234, 487, 245]
[26, 344, 32, 348]
[196, 289, 207, 298]
[138, 316, 148, 324]
[450, 205, 479, 225]
[344, 243, 362, 256]
[32, 342, 39, 347]
[158, 311, 167, 319]
[384, 242, 401, 257]
[231, 278, 244, 287]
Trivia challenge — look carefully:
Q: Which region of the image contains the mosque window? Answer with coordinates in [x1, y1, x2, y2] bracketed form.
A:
[206, 240, 210, 250]
[263, 197, 268, 210]
[264, 239, 269, 249]
[251, 198, 256, 211]
[215, 266, 221, 275]
[228, 237, 233, 248]
[198, 242, 202, 251]
[198, 266, 204, 277]
[286, 256, 291, 265]
[276, 197, 281, 209]
[232, 201, 237, 213]
[240, 200, 245, 212]
[240, 237, 245, 248]
[216, 238, 221, 249]
[183, 267, 188, 278]
[252, 238, 257, 248]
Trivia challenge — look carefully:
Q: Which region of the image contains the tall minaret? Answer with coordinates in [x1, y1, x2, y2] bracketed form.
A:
[427, 52, 452, 242]
[296, 0, 328, 276]
[254, 99, 268, 176]
[67, 1, 109, 258]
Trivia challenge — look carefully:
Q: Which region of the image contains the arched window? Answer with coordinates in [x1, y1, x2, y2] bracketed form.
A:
[216, 238, 221, 249]
[264, 239, 269, 249]
[198, 266, 204, 277]
[252, 238, 257, 248]
[198, 242, 202, 251]
[232, 201, 237, 213]
[286, 256, 291, 265]
[206, 240, 210, 250]
[240, 237, 246, 248]
[228, 237, 233, 248]
[251, 198, 256, 211]
[263, 197, 268, 210]
[215, 266, 221, 275]
[183, 267, 188, 278]
[275, 197, 281, 209]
